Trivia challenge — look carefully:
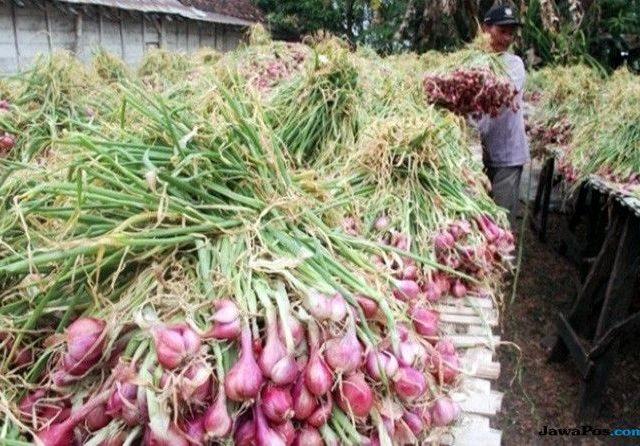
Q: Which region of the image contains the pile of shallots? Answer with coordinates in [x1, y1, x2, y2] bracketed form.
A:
[14, 213, 513, 446]
[247, 43, 308, 93]
[18, 301, 461, 445]
[0, 99, 15, 157]
[423, 68, 518, 118]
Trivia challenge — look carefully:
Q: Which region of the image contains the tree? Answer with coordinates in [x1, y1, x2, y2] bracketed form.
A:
[254, 0, 640, 68]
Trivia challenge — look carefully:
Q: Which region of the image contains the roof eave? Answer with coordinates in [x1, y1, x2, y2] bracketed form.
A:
[56, 0, 255, 26]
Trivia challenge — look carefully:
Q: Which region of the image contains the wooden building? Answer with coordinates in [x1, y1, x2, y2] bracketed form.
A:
[0, 0, 263, 73]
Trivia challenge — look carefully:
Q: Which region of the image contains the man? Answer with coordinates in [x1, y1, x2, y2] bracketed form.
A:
[476, 5, 529, 229]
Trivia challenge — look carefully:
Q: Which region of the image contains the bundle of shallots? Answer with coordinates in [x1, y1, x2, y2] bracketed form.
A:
[423, 68, 518, 118]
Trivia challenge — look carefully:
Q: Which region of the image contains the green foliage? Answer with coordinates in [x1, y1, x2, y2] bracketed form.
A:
[519, 0, 640, 68]
[254, 0, 640, 69]
[255, 0, 343, 41]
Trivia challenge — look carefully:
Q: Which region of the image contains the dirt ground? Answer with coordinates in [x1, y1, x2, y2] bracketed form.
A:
[494, 213, 640, 446]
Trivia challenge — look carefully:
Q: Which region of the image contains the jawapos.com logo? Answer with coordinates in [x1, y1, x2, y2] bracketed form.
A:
[539, 425, 640, 437]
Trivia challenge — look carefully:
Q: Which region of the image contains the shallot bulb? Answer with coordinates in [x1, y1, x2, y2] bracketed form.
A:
[151, 323, 201, 370]
[307, 395, 333, 428]
[305, 323, 333, 396]
[434, 231, 455, 252]
[274, 420, 296, 446]
[402, 264, 419, 281]
[393, 366, 427, 401]
[18, 389, 47, 420]
[402, 410, 425, 435]
[355, 295, 378, 318]
[225, 325, 264, 402]
[143, 424, 189, 446]
[212, 299, 239, 324]
[260, 310, 297, 385]
[452, 280, 467, 298]
[431, 397, 461, 426]
[207, 299, 241, 340]
[261, 385, 294, 424]
[63, 317, 106, 376]
[181, 415, 205, 444]
[365, 350, 399, 381]
[0, 133, 16, 153]
[204, 383, 232, 439]
[254, 405, 286, 446]
[304, 291, 332, 320]
[395, 339, 426, 367]
[234, 419, 256, 446]
[329, 294, 347, 322]
[292, 375, 318, 420]
[324, 319, 362, 374]
[85, 403, 111, 431]
[259, 310, 287, 374]
[180, 362, 212, 406]
[411, 307, 439, 337]
[430, 340, 460, 384]
[392, 232, 409, 251]
[434, 273, 451, 294]
[293, 425, 324, 446]
[279, 314, 304, 347]
[422, 280, 442, 302]
[36, 390, 110, 446]
[374, 215, 390, 231]
[392, 280, 420, 302]
[335, 372, 374, 418]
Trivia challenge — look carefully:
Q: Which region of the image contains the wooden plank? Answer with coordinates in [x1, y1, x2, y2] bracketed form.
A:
[461, 377, 492, 394]
[141, 13, 146, 54]
[448, 334, 500, 349]
[468, 362, 500, 380]
[450, 428, 502, 446]
[9, 0, 21, 71]
[120, 11, 143, 64]
[436, 304, 498, 321]
[590, 310, 640, 358]
[553, 312, 593, 378]
[439, 313, 498, 327]
[462, 347, 494, 363]
[460, 348, 500, 380]
[550, 210, 626, 363]
[186, 20, 192, 51]
[79, 15, 100, 62]
[440, 323, 494, 338]
[460, 377, 503, 412]
[440, 415, 502, 445]
[578, 210, 640, 421]
[456, 413, 491, 430]
[44, 2, 53, 53]
[465, 325, 494, 336]
[98, 6, 103, 45]
[118, 10, 125, 59]
[443, 296, 495, 309]
[159, 16, 165, 48]
[491, 391, 503, 412]
[451, 391, 501, 415]
[74, 13, 83, 55]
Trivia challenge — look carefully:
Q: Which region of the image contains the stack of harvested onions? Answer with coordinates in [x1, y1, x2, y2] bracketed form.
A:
[423, 68, 517, 118]
[0, 30, 513, 446]
[526, 65, 639, 196]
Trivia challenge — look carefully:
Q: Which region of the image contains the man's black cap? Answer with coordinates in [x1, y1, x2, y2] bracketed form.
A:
[483, 5, 523, 26]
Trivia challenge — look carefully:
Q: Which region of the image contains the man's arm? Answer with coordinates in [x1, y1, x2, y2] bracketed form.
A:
[509, 56, 526, 92]
[468, 113, 490, 136]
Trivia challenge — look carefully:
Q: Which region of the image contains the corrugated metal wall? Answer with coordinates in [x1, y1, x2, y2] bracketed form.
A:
[0, 0, 246, 73]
